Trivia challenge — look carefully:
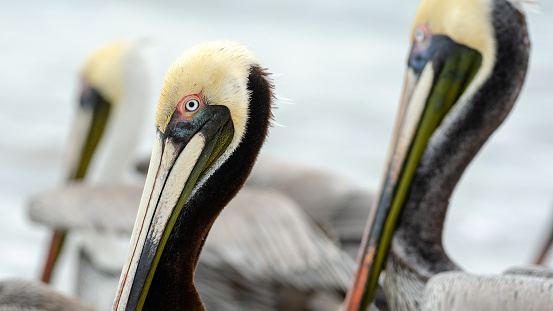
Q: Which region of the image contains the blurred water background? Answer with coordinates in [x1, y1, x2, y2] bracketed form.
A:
[0, 0, 552, 299]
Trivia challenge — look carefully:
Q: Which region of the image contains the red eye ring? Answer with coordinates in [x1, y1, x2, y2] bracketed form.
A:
[178, 92, 204, 116]
[413, 24, 432, 51]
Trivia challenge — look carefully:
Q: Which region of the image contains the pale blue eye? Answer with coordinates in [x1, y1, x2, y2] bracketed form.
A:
[186, 99, 200, 112]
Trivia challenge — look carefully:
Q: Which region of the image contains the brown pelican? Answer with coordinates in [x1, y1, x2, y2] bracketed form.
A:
[39, 40, 150, 284]
[343, 0, 553, 310]
[109, 39, 275, 310]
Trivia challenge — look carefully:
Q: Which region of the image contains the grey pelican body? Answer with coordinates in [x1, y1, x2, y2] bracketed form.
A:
[344, 0, 553, 310]
[28, 166, 372, 310]
[0, 279, 97, 311]
[421, 269, 553, 310]
[247, 156, 374, 259]
[31, 155, 378, 311]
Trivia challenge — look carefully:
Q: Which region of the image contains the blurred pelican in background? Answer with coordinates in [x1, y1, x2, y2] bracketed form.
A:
[343, 0, 553, 310]
[39, 39, 151, 284]
[34, 39, 152, 308]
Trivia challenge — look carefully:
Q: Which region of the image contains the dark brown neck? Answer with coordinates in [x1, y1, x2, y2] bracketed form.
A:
[142, 66, 274, 311]
[392, 0, 529, 278]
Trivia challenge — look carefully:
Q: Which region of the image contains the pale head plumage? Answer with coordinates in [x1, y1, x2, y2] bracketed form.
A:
[412, 0, 496, 102]
[156, 40, 263, 154]
[81, 41, 133, 105]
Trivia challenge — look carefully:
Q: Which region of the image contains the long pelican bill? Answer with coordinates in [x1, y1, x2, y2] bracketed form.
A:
[40, 78, 113, 283]
[112, 103, 234, 311]
[67, 79, 113, 180]
[344, 27, 483, 310]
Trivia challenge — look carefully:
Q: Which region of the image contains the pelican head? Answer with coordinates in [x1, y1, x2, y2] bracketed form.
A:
[345, 0, 529, 309]
[112, 41, 274, 311]
[66, 40, 150, 182]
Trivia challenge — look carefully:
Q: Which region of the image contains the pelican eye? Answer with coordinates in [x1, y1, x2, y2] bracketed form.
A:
[415, 27, 425, 43]
[185, 99, 200, 112]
